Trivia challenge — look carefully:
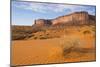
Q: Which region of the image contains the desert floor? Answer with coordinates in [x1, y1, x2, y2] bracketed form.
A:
[11, 26, 96, 66]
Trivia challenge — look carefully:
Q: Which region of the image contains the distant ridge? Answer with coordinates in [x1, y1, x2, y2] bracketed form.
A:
[33, 11, 95, 26]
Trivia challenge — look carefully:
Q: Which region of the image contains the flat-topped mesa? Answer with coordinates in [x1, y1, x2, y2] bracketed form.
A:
[34, 19, 45, 26]
[34, 19, 52, 26]
[33, 11, 95, 26]
[52, 11, 90, 25]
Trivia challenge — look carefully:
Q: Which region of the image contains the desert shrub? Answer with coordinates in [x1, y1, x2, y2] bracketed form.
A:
[12, 33, 32, 40]
[12, 34, 33, 40]
[46, 33, 49, 35]
[12, 25, 33, 40]
[12, 34, 26, 40]
[39, 34, 43, 36]
[24, 34, 34, 39]
[39, 36, 48, 39]
[33, 37, 38, 39]
[83, 30, 91, 34]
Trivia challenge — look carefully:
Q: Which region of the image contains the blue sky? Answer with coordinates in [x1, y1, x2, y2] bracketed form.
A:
[12, 1, 96, 25]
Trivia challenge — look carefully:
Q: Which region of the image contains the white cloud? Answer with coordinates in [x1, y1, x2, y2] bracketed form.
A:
[12, 1, 95, 15]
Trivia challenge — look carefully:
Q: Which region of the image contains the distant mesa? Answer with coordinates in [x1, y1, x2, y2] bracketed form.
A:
[33, 11, 95, 27]
[34, 19, 52, 26]
[12, 11, 96, 40]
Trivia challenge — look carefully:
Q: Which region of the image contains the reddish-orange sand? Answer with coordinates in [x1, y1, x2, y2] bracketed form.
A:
[11, 35, 95, 66]
[11, 26, 96, 66]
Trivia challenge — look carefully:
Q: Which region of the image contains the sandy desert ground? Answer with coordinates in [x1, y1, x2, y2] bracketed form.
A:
[11, 25, 96, 66]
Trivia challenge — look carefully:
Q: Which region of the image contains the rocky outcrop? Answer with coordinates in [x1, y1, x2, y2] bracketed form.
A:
[33, 11, 95, 26]
[52, 11, 89, 25]
[34, 19, 52, 26]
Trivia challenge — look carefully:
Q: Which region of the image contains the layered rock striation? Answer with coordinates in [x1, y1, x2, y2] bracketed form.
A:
[33, 11, 95, 26]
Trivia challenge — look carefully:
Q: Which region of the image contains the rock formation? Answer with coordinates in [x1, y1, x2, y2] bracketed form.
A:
[33, 11, 95, 26]
[34, 19, 52, 26]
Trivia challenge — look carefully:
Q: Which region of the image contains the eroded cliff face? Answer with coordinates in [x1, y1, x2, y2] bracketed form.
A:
[52, 12, 89, 25]
[34, 19, 45, 26]
[33, 11, 95, 26]
[34, 19, 52, 26]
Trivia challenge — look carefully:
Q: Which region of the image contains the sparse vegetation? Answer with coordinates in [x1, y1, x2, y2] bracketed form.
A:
[83, 30, 91, 34]
[11, 11, 96, 65]
[33, 37, 38, 39]
[12, 25, 96, 40]
[39, 36, 48, 39]
[12, 25, 33, 40]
